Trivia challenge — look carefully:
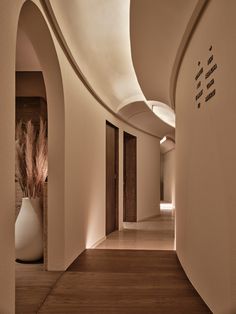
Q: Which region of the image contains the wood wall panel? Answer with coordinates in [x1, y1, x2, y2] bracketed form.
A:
[123, 132, 137, 222]
[106, 122, 119, 235]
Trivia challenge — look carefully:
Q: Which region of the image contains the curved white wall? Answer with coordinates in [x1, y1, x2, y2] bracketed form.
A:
[0, 1, 24, 312]
[0, 1, 161, 312]
[162, 149, 175, 205]
[59, 44, 161, 265]
[176, 0, 236, 312]
[18, 1, 66, 270]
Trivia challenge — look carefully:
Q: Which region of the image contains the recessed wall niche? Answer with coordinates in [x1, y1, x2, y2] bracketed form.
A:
[15, 71, 48, 219]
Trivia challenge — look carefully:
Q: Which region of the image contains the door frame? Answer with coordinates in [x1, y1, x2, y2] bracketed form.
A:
[106, 121, 119, 235]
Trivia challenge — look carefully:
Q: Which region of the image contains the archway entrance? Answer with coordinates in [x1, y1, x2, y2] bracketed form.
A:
[15, 1, 65, 312]
[16, 0, 65, 271]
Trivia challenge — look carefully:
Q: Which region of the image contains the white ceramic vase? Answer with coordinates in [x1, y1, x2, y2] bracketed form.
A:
[15, 197, 43, 262]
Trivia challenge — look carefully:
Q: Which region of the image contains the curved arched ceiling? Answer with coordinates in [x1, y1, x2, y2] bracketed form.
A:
[130, 0, 197, 108]
[48, 0, 145, 111]
[16, 27, 41, 71]
[43, 0, 199, 137]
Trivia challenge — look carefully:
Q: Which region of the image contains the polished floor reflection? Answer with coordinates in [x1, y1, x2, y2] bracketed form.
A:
[96, 209, 175, 250]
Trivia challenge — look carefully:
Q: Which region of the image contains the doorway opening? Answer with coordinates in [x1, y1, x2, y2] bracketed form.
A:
[15, 14, 48, 266]
[106, 121, 119, 236]
[97, 131, 175, 251]
[15, 1, 65, 312]
[15, 15, 49, 314]
[160, 136, 175, 212]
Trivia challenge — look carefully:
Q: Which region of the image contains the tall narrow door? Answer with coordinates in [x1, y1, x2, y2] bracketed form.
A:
[106, 122, 119, 235]
[123, 132, 137, 222]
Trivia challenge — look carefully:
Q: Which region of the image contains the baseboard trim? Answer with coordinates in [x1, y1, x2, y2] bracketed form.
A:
[138, 213, 160, 222]
[89, 236, 107, 249]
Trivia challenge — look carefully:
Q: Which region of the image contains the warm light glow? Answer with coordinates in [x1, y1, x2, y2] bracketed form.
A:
[160, 136, 167, 144]
[160, 203, 175, 210]
[148, 100, 176, 128]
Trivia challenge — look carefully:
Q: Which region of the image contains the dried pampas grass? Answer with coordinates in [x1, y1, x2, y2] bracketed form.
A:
[15, 119, 48, 198]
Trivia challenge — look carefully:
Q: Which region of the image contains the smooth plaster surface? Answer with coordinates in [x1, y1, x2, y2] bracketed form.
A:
[0, 1, 24, 312]
[0, 1, 161, 312]
[2, 0, 234, 313]
[162, 149, 175, 205]
[176, 0, 236, 312]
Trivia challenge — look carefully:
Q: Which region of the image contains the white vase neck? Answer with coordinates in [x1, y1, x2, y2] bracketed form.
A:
[21, 197, 41, 211]
[22, 197, 40, 200]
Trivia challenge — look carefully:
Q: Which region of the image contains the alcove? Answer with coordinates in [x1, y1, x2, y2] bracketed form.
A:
[15, 1, 66, 310]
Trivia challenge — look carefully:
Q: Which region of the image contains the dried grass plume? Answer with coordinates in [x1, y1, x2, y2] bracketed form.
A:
[15, 119, 48, 198]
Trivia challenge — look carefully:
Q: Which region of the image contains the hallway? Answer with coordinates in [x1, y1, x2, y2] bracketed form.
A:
[97, 209, 175, 250]
[16, 209, 211, 313]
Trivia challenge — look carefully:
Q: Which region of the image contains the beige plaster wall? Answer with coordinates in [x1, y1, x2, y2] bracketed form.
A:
[0, 1, 24, 313]
[176, 0, 236, 312]
[41, 2, 161, 267]
[59, 50, 160, 265]
[19, 0, 66, 271]
[162, 149, 175, 205]
[0, 1, 161, 312]
[137, 134, 160, 221]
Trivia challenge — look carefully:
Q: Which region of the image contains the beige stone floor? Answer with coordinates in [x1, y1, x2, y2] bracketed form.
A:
[96, 209, 175, 250]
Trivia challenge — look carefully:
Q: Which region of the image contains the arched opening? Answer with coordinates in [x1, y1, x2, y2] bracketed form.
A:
[15, 1, 66, 310]
[15, 1, 65, 310]
[15, 0, 65, 271]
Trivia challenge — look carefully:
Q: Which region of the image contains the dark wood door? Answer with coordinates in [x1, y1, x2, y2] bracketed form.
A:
[123, 132, 137, 222]
[106, 122, 119, 235]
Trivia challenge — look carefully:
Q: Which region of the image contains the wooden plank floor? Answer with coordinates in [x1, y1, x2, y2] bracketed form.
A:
[34, 249, 212, 314]
[15, 263, 62, 314]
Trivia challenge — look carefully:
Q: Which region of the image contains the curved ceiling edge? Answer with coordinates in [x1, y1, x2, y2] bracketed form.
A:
[117, 94, 146, 112]
[118, 101, 174, 137]
[170, 0, 209, 110]
[40, 0, 110, 111]
[126, 110, 173, 138]
[117, 101, 149, 119]
[40, 0, 161, 139]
